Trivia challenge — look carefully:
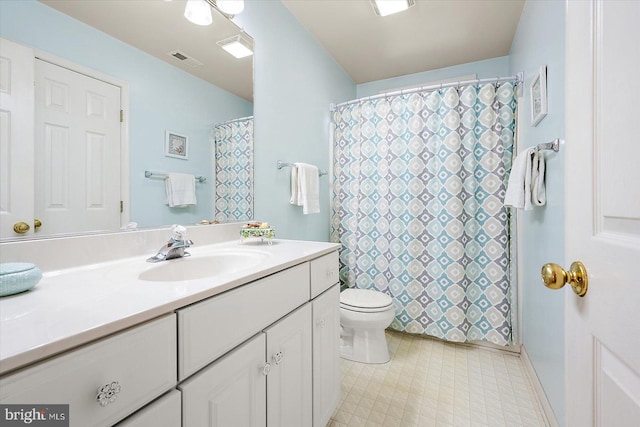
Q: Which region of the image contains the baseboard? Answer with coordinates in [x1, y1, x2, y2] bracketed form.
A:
[520, 345, 559, 427]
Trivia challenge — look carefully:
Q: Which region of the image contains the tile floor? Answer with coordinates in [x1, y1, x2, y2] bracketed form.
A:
[329, 330, 548, 427]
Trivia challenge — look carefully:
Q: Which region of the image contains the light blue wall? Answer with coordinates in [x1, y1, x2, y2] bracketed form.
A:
[509, 1, 565, 424]
[356, 56, 509, 98]
[234, 1, 355, 241]
[0, 0, 252, 229]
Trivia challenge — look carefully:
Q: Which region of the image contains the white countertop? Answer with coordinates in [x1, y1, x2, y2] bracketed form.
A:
[0, 239, 339, 375]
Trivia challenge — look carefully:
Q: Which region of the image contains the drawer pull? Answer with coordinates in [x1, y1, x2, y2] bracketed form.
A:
[261, 363, 272, 376]
[317, 318, 326, 328]
[273, 351, 283, 365]
[96, 381, 121, 407]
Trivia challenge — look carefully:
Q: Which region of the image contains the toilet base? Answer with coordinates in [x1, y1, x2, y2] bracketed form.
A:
[340, 326, 390, 364]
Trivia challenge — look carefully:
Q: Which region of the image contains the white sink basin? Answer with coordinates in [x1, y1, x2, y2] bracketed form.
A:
[138, 251, 270, 282]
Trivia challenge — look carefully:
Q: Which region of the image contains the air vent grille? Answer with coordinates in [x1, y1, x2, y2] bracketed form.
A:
[167, 50, 204, 69]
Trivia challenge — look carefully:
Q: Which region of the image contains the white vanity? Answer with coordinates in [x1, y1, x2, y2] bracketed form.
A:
[0, 225, 341, 427]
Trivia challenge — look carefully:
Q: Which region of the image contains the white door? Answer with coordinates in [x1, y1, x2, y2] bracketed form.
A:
[34, 59, 121, 237]
[565, 1, 640, 426]
[312, 284, 341, 427]
[0, 38, 35, 239]
[265, 303, 312, 427]
[179, 333, 267, 427]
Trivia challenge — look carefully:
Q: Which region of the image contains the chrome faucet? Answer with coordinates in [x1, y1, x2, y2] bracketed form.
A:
[147, 225, 193, 263]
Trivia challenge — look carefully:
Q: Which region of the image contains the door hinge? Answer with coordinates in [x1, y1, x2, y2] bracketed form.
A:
[120, 201, 123, 213]
[120, 110, 124, 123]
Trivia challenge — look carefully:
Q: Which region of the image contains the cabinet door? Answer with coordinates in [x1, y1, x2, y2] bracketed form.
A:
[312, 284, 341, 427]
[265, 304, 312, 427]
[180, 334, 267, 427]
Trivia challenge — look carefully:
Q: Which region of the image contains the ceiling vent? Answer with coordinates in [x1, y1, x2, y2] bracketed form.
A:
[168, 50, 204, 68]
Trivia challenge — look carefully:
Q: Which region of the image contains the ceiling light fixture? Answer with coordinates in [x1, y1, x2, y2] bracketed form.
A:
[370, 0, 415, 17]
[184, 0, 213, 26]
[215, 0, 245, 16]
[217, 34, 253, 59]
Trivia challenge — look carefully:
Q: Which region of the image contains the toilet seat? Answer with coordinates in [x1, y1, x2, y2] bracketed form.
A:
[340, 288, 393, 313]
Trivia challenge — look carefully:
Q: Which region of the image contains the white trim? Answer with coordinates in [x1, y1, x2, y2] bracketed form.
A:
[521, 345, 559, 427]
[33, 49, 131, 228]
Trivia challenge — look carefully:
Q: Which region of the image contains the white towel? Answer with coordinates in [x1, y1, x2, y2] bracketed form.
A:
[504, 148, 536, 210]
[530, 150, 546, 206]
[290, 163, 320, 214]
[165, 173, 197, 208]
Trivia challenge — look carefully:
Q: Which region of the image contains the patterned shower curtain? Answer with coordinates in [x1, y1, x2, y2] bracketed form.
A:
[331, 83, 516, 345]
[213, 116, 254, 222]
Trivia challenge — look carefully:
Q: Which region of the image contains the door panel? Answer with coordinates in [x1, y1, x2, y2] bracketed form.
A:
[0, 38, 34, 239]
[565, 1, 640, 426]
[35, 59, 121, 237]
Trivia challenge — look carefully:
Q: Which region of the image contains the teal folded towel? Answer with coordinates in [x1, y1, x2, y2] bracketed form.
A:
[0, 263, 42, 297]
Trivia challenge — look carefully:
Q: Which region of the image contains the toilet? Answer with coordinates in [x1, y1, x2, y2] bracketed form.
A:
[339, 288, 395, 364]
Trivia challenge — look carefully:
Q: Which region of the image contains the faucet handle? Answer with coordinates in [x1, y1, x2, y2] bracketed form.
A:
[171, 224, 187, 241]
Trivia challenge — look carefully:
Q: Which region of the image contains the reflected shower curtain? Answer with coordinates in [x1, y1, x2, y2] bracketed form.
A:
[331, 83, 516, 345]
[213, 116, 254, 222]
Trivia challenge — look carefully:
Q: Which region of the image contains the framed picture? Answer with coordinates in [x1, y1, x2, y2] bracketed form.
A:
[165, 130, 189, 160]
[530, 66, 548, 126]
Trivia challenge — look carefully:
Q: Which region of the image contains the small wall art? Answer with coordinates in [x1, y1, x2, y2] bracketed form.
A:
[530, 65, 548, 127]
[165, 130, 189, 160]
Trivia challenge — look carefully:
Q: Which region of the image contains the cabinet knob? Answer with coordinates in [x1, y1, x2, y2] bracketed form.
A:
[273, 351, 283, 365]
[96, 381, 121, 407]
[317, 318, 326, 328]
[261, 363, 272, 376]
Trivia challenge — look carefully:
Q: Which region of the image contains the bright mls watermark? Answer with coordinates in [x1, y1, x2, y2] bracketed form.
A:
[0, 405, 68, 426]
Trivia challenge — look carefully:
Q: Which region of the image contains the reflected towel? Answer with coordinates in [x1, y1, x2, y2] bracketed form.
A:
[290, 163, 320, 214]
[165, 173, 197, 207]
[530, 150, 546, 206]
[504, 148, 535, 210]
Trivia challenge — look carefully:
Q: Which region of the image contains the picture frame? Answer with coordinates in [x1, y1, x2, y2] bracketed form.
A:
[530, 65, 548, 127]
[164, 130, 189, 160]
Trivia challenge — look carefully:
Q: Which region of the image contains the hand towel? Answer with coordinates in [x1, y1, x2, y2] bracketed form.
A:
[290, 163, 320, 214]
[504, 148, 535, 210]
[530, 150, 546, 206]
[165, 173, 197, 208]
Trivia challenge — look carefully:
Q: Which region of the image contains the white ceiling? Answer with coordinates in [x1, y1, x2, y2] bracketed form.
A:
[39, 0, 254, 101]
[282, 0, 525, 84]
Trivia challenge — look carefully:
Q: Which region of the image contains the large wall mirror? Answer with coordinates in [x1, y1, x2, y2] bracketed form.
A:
[0, 0, 254, 241]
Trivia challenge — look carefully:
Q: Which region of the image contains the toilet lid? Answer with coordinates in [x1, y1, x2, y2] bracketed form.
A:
[340, 288, 393, 310]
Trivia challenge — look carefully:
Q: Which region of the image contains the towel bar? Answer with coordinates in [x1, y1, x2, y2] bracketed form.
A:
[145, 171, 207, 183]
[536, 138, 560, 152]
[277, 161, 328, 177]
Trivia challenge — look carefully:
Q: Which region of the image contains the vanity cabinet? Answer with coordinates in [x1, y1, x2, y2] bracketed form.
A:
[0, 247, 340, 427]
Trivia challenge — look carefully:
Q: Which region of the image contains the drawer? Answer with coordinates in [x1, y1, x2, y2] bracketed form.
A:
[116, 389, 181, 427]
[177, 263, 310, 380]
[0, 314, 177, 427]
[310, 251, 339, 298]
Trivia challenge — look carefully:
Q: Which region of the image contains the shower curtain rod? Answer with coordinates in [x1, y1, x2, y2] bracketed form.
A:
[330, 73, 523, 111]
[214, 115, 254, 126]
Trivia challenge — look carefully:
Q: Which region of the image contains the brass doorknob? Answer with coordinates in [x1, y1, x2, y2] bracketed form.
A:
[13, 222, 30, 234]
[34, 219, 42, 230]
[541, 261, 588, 297]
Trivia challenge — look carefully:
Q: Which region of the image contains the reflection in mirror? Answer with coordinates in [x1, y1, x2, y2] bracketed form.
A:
[0, 0, 254, 241]
[213, 116, 254, 222]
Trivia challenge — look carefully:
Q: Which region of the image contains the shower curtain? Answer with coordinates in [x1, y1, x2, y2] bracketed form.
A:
[331, 83, 516, 345]
[213, 116, 254, 222]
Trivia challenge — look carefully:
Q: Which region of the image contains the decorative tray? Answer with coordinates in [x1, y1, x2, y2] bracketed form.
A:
[240, 223, 275, 244]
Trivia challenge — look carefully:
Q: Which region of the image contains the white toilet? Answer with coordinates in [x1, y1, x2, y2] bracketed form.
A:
[339, 288, 395, 364]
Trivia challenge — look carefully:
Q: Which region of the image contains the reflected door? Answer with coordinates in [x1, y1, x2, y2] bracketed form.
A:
[34, 59, 121, 237]
[565, 1, 640, 425]
[0, 38, 35, 239]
